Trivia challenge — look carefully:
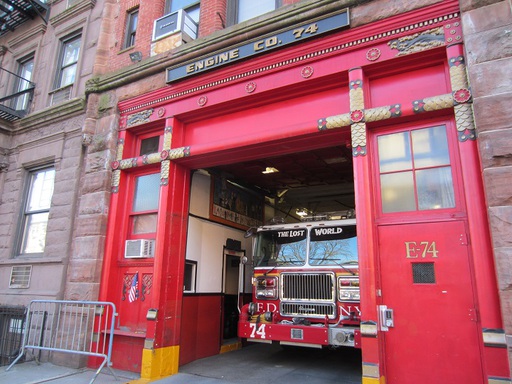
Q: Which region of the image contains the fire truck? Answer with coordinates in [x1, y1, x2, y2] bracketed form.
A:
[238, 211, 361, 349]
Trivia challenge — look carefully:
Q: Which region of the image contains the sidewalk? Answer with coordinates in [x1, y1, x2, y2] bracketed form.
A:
[1, 343, 362, 384]
[0, 361, 140, 384]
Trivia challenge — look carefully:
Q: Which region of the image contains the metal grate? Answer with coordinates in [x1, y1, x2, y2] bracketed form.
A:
[412, 263, 436, 284]
[281, 273, 334, 301]
[0, 306, 26, 366]
[49, 86, 72, 106]
[9, 265, 32, 288]
[0, 0, 49, 36]
[6, 300, 118, 383]
[290, 328, 303, 340]
[281, 302, 336, 319]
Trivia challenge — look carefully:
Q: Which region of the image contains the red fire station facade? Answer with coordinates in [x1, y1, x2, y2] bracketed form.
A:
[90, 0, 511, 383]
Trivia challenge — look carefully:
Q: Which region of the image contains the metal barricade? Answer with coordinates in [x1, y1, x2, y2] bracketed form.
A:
[6, 300, 118, 384]
[0, 306, 27, 367]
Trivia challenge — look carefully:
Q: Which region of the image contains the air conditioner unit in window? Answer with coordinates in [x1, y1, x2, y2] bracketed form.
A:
[153, 9, 198, 42]
[125, 239, 155, 258]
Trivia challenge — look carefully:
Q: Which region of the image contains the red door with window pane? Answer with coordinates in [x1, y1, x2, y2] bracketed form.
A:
[377, 221, 484, 383]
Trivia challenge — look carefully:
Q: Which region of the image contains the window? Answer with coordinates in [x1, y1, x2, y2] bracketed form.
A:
[139, 136, 160, 156]
[184, 260, 197, 292]
[12, 55, 34, 111]
[55, 33, 81, 89]
[124, 8, 139, 48]
[229, 0, 280, 24]
[130, 172, 160, 237]
[377, 125, 455, 213]
[166, 0, 200, 23]
[19, 167, 55, 255]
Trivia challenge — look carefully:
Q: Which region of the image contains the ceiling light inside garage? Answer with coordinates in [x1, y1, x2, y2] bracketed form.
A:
[262, 167, 279, 174]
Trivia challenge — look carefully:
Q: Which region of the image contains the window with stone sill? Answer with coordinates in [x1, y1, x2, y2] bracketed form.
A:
[124, 7, 139, 49]
[12, 54, 34, 112]
[17, 167, 55, 256]
[54, 31, 81, 90]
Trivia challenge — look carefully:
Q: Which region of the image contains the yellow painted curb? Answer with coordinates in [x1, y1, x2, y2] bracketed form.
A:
[220, 341, 242, 354]
[140, 345, 180, 380]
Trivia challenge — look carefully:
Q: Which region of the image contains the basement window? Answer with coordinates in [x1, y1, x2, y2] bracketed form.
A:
[9, 265, 32, 288]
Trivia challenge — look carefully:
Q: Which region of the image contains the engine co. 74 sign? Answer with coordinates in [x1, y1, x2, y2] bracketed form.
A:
[166, 10, 349, 83]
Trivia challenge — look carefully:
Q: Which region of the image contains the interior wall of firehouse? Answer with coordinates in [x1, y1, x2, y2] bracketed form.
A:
[181, 171, 252, 365]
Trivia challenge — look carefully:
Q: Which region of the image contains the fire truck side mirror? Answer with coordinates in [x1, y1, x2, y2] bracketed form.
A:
[244, 227, 256, 238]
[241, 256, 249, 265]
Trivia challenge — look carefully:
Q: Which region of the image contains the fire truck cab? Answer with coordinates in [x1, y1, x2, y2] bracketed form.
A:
[238, 211, 361, 349]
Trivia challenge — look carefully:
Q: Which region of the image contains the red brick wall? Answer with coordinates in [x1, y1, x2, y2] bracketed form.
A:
[109, 0, 165, 71]
[198, 0, 227, 37]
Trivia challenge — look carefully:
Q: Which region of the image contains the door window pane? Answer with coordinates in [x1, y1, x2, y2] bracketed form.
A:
[412, 126, 450, 168]
[377, 125, 455, 213]
[133, 173, 160, 212]
[416, 167, 455, 210]
[380, 172, 415, 213]
[132, 213, 158, 234]
[378, 132, 412, 173]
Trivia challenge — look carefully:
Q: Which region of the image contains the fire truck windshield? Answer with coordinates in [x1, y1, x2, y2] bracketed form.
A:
[308, 225, 358, 266]
[253, 229, 307, 267]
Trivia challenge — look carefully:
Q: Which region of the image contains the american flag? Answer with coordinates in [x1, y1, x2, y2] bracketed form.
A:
[129, 273, 139, 303]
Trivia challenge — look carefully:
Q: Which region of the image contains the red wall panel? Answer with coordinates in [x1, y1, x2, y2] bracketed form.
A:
[180, 295, 222, 366]
[183, 87, 348, 156]
[369, 64, 449, 109]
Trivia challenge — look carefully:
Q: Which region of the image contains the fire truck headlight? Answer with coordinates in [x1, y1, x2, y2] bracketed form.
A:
[264, 312, 273, 322]
[256, 289, 278, 299]
[339, 291, 352, 300]
[339, 289, 360, 301]
[248, 302, 257, 315]
[338, 276, 360, 302]
[255, 276, 278, 299]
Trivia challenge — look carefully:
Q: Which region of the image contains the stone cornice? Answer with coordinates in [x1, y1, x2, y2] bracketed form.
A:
[7, 24, 47, 50]
[85, 0, 362, 95]
[50, 0, 97, 28]
[15, 98, 86, 132]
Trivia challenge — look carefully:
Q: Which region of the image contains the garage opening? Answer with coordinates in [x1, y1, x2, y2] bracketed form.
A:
[181, 141, 361, 372]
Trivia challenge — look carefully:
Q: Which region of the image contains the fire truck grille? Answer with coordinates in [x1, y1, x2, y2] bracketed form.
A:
[280, 302, 336, 318]
[281, 273, 335, 301]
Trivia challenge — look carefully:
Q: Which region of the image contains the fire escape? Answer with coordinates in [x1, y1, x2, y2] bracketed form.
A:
[0, 0, 49, 122]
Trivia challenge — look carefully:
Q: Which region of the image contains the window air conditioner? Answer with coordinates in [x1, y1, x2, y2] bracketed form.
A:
[125, 239, 155, 258]
[153, 9, 198, 42]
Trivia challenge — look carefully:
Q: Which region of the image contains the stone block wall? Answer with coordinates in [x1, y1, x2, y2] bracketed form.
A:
[459, 0, 512, 367]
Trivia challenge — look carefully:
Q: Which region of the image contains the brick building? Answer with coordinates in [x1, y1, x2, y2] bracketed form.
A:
[0, 0, 511, 383]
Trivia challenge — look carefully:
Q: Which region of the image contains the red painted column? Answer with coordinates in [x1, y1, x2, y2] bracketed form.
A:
[348, 67, 383, 384]
[140, 117, 191, 379]
[447, 42, 511, 380]
[99, 129, 128, 301]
